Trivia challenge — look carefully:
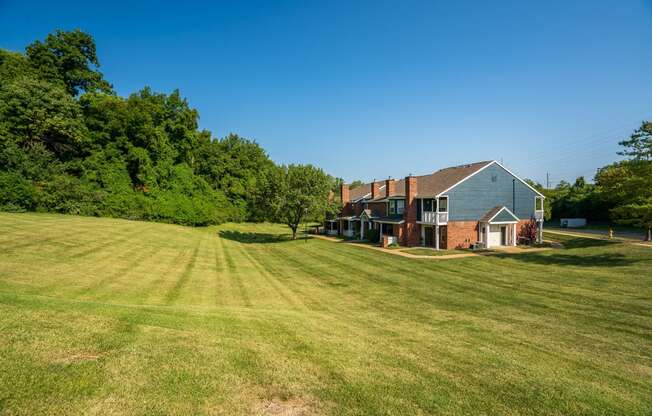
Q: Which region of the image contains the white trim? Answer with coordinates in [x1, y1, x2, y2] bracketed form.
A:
[485, 206, 519, 223]
[374, 219, 405, 224]
[489, 220, 518, 225]
[435, 160, 545, 198]
[435, 161, 495, 197]
[493, 161, 546, 198]
[437, 195, 449, 214]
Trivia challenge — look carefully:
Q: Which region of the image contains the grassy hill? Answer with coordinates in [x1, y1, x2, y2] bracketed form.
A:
[1, 213, 651, 415]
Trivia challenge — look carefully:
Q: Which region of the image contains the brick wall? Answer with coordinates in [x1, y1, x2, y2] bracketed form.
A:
[446, 221, 478, 249]
[394, 223, 404, 243]
[385, 179, 395, 198]
[403, 175, 419, 247]
[367, 202, 387, 217]
[371, 181, 381, 199]
[340, 184, 353, 216]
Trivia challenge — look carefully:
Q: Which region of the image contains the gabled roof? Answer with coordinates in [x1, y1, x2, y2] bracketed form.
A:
[480, 206, 519, 223]
[342, 160, 544, 202]
[416, 161, 493, 197]
[348, 183, 371, 202]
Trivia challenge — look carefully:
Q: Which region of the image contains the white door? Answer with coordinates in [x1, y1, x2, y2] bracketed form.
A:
[488, 225, 502, 247]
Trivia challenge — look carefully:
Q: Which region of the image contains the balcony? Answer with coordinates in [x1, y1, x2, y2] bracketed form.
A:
[534, 210, 544, 221]
[422, 211, 448, 224]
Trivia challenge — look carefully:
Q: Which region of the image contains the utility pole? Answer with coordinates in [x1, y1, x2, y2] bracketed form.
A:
[546, 172, 550, 189]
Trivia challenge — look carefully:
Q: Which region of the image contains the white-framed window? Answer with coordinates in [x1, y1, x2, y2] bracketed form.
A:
[396, 199, 405, 214]
[438, 196, 448, 212]
[389, 199, 406, 215]
[535, 196, 544, 211]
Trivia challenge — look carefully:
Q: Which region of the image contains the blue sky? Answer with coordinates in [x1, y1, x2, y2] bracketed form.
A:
[2, 1, 651, 186]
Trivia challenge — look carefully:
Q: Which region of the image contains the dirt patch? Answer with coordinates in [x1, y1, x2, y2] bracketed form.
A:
[52, 352, 102, 364]
[256, 397, 312, 416]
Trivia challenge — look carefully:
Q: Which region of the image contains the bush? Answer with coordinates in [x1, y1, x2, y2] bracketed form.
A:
[519, 219, 538, 245]
[0, 171, 37, 211]
[365, 228, 380, 243]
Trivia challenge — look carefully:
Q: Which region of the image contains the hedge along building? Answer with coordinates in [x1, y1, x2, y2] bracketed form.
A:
[329, 161, 545, 249]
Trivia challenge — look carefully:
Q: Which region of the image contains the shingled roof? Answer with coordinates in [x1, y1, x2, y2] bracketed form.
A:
[414, 161, 493, 197]
[343, 161, 493, 202]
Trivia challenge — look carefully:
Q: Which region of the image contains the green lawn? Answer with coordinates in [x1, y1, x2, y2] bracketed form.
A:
[399, 248, 471, 256]
[1, 213, 651, 415]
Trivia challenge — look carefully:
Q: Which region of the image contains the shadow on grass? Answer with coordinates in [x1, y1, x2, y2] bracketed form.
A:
[218, 230, 300, 244]
[545, 235, 619, 249]
[506, 252, 638, 267]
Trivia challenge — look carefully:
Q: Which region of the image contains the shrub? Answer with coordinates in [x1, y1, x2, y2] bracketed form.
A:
[365, 228, 380, 243]
[0, 171, 37, 211]
[519, 219, 538, 244]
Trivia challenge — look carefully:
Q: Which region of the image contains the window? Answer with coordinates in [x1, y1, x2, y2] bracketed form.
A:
[423, 199, 433, 212]
[535, 196, 543, 211]
[389, 199, 405, 215]
[396, 199, 405, 214]
[438, 196, 448, 212]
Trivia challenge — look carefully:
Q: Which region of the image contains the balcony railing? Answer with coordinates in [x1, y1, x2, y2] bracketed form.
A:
[422, 211, 448, 224]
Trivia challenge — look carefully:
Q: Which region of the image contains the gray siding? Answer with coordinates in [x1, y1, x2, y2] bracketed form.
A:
[493, 209, 518, 222]
[447, 164, 538, 221]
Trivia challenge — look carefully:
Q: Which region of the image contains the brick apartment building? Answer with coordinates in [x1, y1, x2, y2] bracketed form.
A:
[325, 160, 545, 249]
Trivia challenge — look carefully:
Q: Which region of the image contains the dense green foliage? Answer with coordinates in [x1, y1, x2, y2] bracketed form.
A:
[0, 30, 338, 226]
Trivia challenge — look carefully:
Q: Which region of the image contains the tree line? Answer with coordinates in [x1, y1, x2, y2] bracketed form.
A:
[529, 122, 652, 240]
[0, 30, 338, 235]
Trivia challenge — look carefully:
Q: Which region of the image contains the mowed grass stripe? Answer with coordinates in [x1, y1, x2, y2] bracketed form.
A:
[230, 241, 306, 310]
[0, 213, 651, 416]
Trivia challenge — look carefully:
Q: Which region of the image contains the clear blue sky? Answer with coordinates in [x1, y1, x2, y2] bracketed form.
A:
[2, 1, 651, 186]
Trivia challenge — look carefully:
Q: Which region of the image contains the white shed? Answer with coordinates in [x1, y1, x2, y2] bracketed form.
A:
[560, 218, 587, 228]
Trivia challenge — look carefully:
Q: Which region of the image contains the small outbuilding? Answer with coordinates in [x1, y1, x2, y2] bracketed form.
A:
[560, 218, 587, 228]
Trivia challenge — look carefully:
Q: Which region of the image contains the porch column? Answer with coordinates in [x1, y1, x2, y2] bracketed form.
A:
[379, 223, 383, 242]
[512, 223, 517, 246]
[435, 225, 440, 250]
[538, 220, 543, 243]
[485, 224, 491, 248]
[360, 218, 365, 239]
[420, 225, 425, 246]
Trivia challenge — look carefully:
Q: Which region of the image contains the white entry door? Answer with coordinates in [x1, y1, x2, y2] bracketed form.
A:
[488, 225, 503, 247]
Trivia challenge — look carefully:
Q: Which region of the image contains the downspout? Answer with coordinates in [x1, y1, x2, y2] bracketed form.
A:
[512, 179, 516, 213]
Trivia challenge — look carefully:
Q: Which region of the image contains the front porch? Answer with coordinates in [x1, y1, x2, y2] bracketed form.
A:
[478, 206, 520, 248]
[324, 219, 339, 236]
[419, 224, 448, 250]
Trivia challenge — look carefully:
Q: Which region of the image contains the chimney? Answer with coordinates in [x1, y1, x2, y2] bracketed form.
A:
[340, 183, 349, 206]
[405, 175, 417, 205]
[371, 180, 381, 199]
[385, 178, 396, 198]
[404, 175, 419, 246]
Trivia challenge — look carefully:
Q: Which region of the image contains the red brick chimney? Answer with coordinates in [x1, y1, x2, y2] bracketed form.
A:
[340, 183, 349, 206]
[371, 180, 381, 199]
[404, 175, 419, 246]
[385, 178, 395, 198]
